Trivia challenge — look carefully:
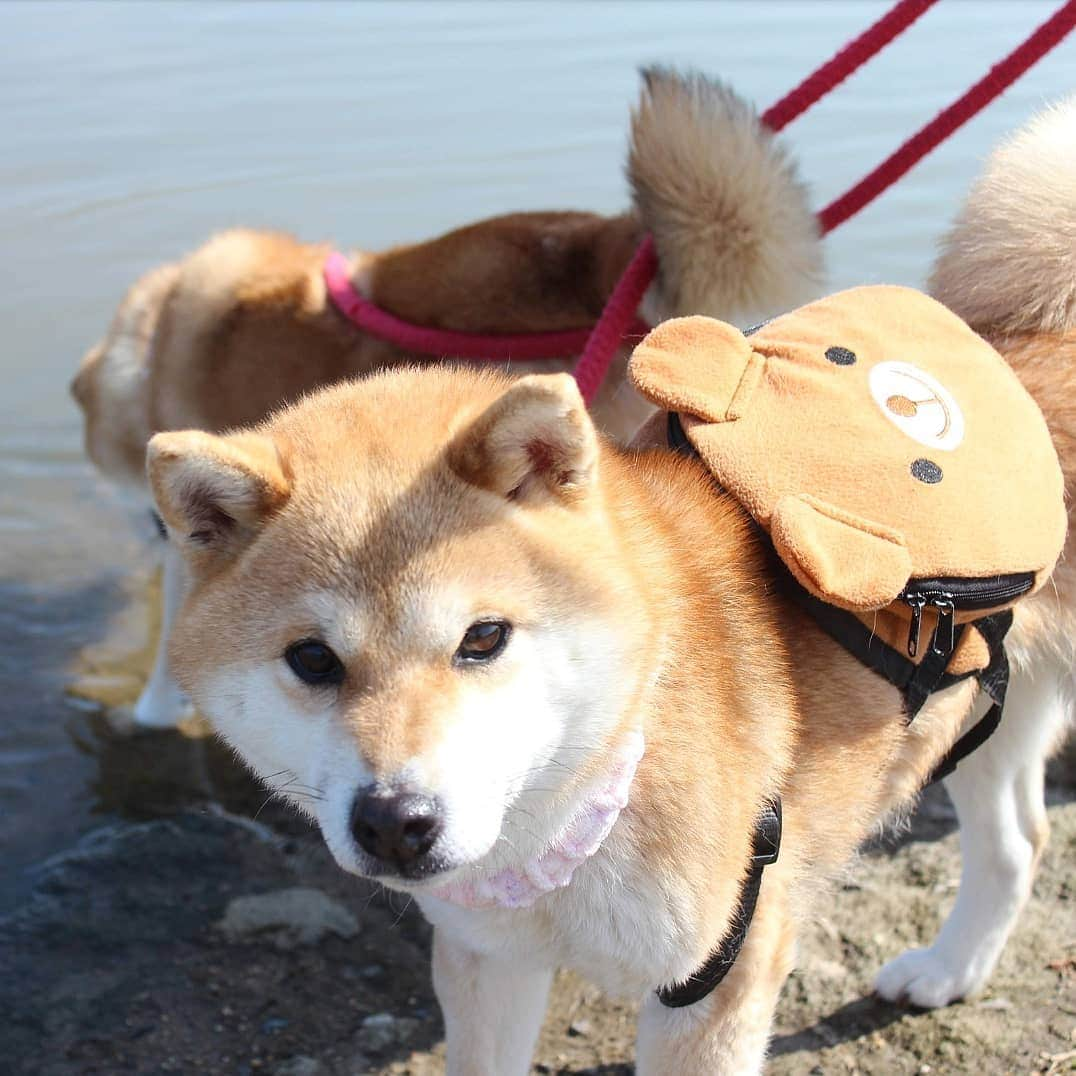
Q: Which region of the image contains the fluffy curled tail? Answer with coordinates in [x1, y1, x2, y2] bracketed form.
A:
[929, 95, 1076, 338]
[628, 67, 824, 326]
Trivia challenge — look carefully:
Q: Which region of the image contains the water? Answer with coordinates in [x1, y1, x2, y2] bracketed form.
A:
[1, 0, 1072, 903]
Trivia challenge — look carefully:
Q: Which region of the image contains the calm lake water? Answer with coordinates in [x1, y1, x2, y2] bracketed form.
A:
[1, 0, 1073, 903]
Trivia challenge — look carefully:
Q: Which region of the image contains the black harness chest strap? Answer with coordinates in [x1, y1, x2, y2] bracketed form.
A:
[657, 799, 782, 1008]
[929, 609, 1011, 782]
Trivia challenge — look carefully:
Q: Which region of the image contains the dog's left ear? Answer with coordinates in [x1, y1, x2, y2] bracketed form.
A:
[147, 429, 291, 566]
[448, 374, 597, 503]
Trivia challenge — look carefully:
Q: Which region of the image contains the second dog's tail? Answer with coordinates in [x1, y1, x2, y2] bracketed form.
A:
[929, 96, 1076, 338]
[628, 67, 824, 326]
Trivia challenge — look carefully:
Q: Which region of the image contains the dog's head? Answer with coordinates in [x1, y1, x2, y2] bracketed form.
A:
[148, 369, 648, 889]
[73, 262, 180, 486]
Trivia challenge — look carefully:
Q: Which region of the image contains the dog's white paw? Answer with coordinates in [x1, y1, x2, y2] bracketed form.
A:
[874, 947, 979, 1009]
[131, 691, 194, 730]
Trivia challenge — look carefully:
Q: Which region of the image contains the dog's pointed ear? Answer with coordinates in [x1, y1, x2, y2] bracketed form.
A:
[147, 429, 291, 563]
[770, 494, 912, 610]
[448, 374, 598, 503]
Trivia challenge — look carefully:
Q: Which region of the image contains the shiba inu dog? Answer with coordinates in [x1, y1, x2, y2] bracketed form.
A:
[71, 68, 822, 730]
[141, 97, 1074, 1072]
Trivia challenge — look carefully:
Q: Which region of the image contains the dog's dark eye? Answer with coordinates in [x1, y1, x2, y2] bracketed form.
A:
[455, 621, 510, 664]
[285, 639, 344, 686]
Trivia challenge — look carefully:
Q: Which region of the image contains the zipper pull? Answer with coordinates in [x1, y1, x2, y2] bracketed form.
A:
[906, 595, 926, 657]
[931, 598, 956, 657]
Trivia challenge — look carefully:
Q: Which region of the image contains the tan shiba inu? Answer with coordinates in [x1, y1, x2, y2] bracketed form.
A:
[71, 68, 821, 730]
[142, 99, 1074, 1071]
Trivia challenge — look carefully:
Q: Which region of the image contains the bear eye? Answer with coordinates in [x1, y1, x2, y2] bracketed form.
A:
[911, 458, 943, 484]
[825, 346, 857, 366]
[285, 639, 345, 686]
[455, 621, 510, 664]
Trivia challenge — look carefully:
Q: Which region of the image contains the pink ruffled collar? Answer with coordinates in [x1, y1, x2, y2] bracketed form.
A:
[427, 729, 645, 910]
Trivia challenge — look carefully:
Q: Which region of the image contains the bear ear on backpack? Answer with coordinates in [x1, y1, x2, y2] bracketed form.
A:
[629, 316, 763, 423]
[770, 493, 913, 611]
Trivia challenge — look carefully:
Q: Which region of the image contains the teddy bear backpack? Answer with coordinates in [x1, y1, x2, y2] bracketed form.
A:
[629, 285, 1067, 781]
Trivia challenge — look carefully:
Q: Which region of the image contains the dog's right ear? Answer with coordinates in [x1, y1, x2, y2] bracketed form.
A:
[448, 373, 598, 504]
[147, 430, 290, 565]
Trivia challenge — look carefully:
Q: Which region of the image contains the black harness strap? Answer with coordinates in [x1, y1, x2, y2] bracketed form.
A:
[656, 412, 1013, 1008]
[929, 610, 1011, 782]
[780, 567, 1013, 782]
[657, 799, 782, 1008]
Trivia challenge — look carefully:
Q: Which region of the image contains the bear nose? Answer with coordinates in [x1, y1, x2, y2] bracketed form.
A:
[350, 786, 443, 867]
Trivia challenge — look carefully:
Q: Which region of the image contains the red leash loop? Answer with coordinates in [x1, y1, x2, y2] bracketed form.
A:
[818, 0, 1076, 234]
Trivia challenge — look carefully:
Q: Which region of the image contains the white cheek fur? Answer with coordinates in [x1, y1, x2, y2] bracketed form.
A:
[199, 662, 372, 870]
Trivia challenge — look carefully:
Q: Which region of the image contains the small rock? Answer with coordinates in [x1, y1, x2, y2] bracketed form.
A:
[977, 996, 1012, 1011]
[261, 1016, 290, 1034]
[362, 1013, 396, 1029]
[355, 1013, 420, 1054]
[217, 888, 359, 949]
[567, 1019, 592, 1038]
[359, 963, 384, 979]
[357, 1012, 398, 1053]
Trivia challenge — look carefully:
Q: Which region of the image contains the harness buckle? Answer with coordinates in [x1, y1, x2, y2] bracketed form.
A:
[750, 798, 782, 865]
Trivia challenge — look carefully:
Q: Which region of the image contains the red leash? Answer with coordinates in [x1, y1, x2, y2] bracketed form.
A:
[761, 0, 939, 132]
[818, 0, 1076, 233]
[575, 0, 1076, 403]
[325, 0, 1075, 403]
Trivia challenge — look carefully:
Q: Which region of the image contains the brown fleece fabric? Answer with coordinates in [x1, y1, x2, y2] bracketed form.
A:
[630, 286, 1067, 645]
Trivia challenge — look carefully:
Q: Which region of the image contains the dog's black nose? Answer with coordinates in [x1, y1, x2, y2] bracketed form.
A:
[350, 787, 443, 866]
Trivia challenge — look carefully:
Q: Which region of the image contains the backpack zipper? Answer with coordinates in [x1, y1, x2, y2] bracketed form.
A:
[899, 573, 1034, 658]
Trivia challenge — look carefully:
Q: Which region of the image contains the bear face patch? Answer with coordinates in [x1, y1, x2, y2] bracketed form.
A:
[628, 284, 1066, 612]
[868, 360, 965, 452]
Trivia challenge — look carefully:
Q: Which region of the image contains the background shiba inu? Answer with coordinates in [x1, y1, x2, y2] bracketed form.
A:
[140, 97, 1075, 1072]
[71, 68, 822, 732]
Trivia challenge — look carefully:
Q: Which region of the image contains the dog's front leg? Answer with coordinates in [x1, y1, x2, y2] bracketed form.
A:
[432, 928, 553, 1076]
[133, 539, 191, 728]
[635, 885, 795, 1076]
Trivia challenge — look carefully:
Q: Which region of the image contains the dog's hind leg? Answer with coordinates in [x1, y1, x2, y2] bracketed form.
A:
[132, 540, 191, 728]
[875, 660, 1070, 1008]
[432, 928, 553, 1076]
